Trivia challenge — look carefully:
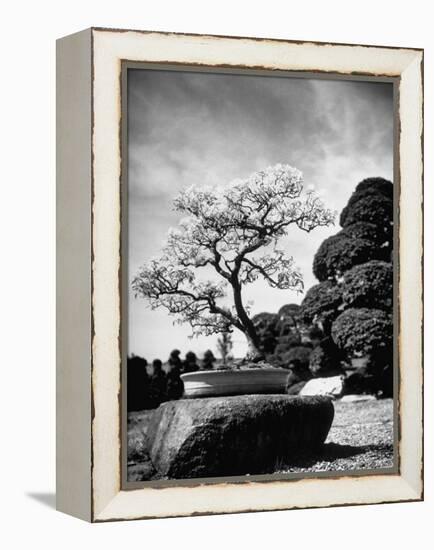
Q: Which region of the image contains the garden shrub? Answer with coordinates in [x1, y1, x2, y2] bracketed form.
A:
[300, 280, 343, 333]
[279, 345, 312, 369]
[251, 312, 279, 354]
[312, 234, 383, 282]
[340, 193, 393, 234]
[354, 177, 393, 200]
[309, 337, 345, 377]
[340, 221, 385, 246]
[331, 307, 393, 357]
[342, 260, 393, 311]
[273, 332, 302, 356]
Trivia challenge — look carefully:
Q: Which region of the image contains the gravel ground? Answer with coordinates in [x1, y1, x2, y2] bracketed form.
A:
[127, 397, 395, 481]
[277, 397, 395, 474]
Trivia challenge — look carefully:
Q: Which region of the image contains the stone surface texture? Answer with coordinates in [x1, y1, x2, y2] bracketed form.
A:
[146, 394, 334, 479]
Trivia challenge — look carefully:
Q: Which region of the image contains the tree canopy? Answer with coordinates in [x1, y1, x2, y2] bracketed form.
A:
[133, 164, 335, 355]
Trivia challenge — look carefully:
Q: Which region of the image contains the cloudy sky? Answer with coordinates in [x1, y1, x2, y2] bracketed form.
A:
[127, 68, 394, 362]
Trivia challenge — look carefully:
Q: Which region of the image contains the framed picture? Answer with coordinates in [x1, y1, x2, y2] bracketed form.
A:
[56, 27, 423, 522]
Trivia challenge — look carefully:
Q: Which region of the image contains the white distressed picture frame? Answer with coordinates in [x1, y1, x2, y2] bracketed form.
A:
[56, 28, 423, 522]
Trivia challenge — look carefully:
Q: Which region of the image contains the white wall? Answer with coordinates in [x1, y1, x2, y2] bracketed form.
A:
[1, 1, 432, 548]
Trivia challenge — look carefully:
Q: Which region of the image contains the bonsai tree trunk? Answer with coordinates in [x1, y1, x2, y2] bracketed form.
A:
[245, 335, 265, 363]
[231, 277, 265, 362]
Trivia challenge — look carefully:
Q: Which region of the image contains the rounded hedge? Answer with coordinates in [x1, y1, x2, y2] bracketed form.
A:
[300, 280, 343, 332]
[342, 260, 393, 311]
[312, 234, 384, 282]
[274, 333, 303, 356]
[331, 307, 393, 356]
[251, 312, 279, 354]
[340, 193, 393, 232]
[355, 177, 393, 200]
[340, 222, 385, 246]
[251, 312, 277, 326]
[276, 303, 301, 335]
[279, 345, 312, 369]
[277, 303, 301, 319]
[309, 337, 345, 377]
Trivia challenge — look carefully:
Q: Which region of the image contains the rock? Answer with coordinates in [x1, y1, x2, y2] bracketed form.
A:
[286, 380, 308, 395]
[146, 394, 334, 478]
[299, 375, 344, 398]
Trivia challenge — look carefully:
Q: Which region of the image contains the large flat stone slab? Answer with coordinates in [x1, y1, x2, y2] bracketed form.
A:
[146, 394, 334, 479]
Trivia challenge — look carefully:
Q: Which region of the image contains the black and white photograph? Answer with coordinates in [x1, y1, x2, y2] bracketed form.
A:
[125, 67, 395, 484]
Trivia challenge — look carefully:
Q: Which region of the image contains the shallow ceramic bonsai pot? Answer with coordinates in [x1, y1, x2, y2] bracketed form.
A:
[181, 367, 290, 398]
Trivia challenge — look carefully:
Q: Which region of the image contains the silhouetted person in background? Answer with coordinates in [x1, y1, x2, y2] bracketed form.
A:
[127, 355, 149, 411]
[182, 351, 199, 374]
[149, 359, 167, 408]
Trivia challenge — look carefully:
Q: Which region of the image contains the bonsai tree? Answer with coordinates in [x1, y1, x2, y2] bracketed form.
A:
[331, 308, 393, 358]
[341, 260, 393, 310]
[133, 164, 335, 360]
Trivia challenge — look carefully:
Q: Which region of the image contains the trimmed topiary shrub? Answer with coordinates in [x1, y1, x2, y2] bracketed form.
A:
[355, 177, 393, 200]
[274, 333, 303, 356]
[340, 193, 393, 234]
[276, 303, 302, 336]
[340, 222, 385, 246]
[312, 234, 383, 282]
[309, 337, 345, 377]
[278, 303, 301, 319]
[331, 307, 393, 357]
[279, 345, 312, 370]
[342, 260, 393, 311]
[251, 312, 279, 354]
[300, 280, 343, 334]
